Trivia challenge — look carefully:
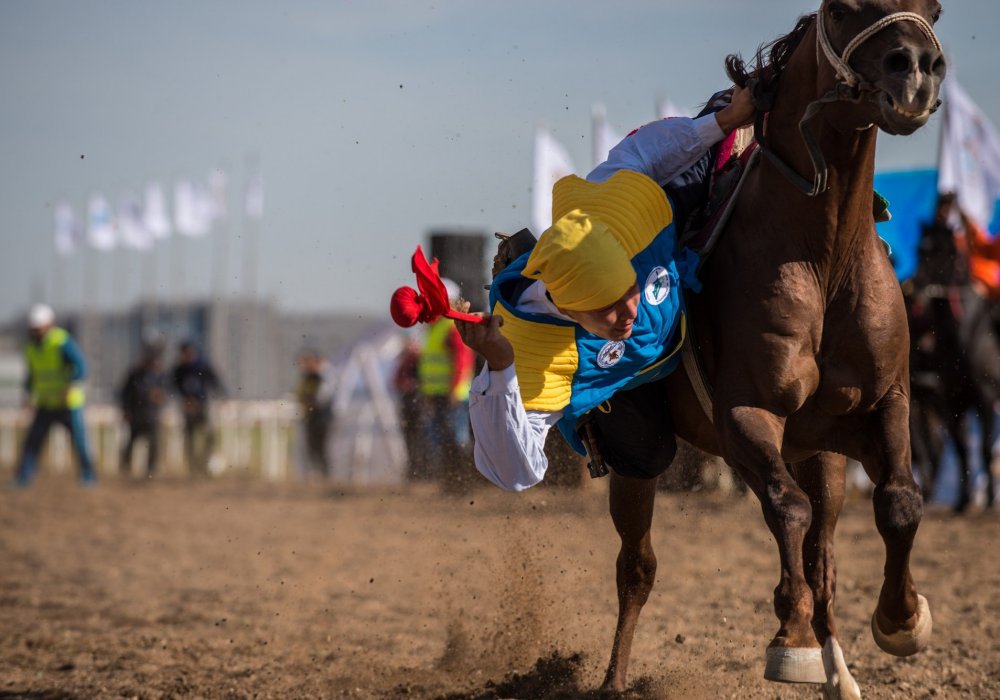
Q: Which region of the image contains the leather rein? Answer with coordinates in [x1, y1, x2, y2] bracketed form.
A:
[750, 8, 942, 197]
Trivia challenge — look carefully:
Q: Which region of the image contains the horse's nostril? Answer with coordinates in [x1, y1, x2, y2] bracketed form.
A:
[884, 52, 912, 75]
[931, 55, 947, 77]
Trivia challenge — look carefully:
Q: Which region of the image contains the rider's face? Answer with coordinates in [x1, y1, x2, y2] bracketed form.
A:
[562, 285, 640, 341]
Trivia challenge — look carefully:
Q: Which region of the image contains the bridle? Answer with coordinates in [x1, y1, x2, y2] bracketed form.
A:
[751, 5, 942, 196]
[816, 9, 941, 91]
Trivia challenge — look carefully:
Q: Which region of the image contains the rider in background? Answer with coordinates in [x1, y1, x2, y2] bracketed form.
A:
[454, 87, 755, 491]
[954, 197, 1000, 340]
[922, 193, 1000, 342]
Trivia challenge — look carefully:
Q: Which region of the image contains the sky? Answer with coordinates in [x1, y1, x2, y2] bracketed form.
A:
[1, 0, 998, 325]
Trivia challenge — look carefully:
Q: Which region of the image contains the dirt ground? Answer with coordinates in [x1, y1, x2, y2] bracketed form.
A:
[1, 473, 998, 700]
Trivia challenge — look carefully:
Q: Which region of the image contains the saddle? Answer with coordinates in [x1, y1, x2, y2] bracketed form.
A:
[679, 125, 759, 261]
[676, 120, 762, 423]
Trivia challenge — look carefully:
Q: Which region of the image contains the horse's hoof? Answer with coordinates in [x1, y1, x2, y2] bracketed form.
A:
[764, 646, 826, 684]
[871, 593, 932, 656]
[822, 637, 861, 700]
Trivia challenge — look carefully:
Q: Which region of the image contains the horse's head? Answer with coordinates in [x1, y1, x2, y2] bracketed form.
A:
[818, 0, 946, 135]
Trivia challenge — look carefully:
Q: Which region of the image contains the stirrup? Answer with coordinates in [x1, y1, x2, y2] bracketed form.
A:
[577, 418, 610, 479]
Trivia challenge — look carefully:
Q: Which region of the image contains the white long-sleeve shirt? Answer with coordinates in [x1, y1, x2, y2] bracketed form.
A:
[471, 113, 726, 492]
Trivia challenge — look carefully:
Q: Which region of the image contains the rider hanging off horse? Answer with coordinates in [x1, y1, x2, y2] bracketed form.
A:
[392, 1, 946, 696]
[455, 88, 756, 491]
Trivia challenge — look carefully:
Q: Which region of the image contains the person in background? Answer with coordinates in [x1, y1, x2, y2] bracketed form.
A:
[294, 348, 336, 479]
[955, 197, 1000, 340]
[13, 304, 96, 487]
[392, 335, 425, 480]
[118, 336, 167, 479]
[418, 278, 475, 485]
[171, 340, 225, 476]
[919, 193, 1000, 342]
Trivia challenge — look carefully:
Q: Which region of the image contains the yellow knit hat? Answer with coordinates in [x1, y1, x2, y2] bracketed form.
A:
[524, 170, 673, 312]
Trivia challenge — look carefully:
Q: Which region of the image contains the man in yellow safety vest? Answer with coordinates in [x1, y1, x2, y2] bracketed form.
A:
[14, 304, 96, 487]
[417, 278, 474, 484]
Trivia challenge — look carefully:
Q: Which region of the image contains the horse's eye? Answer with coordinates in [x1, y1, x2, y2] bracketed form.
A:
[932, 7, 942, 24]
[828, 2, 847, 22]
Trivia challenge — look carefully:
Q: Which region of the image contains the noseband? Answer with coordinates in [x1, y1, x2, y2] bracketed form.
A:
[752, 8, 943, 196]
[817, 9, 941, 91]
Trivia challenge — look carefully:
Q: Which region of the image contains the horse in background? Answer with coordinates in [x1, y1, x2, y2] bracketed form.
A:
[907, 193, 999, 511]
[601, 3, 945, 699]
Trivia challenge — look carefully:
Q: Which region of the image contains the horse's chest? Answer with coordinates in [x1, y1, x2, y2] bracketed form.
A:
[814, 311, 904, 415]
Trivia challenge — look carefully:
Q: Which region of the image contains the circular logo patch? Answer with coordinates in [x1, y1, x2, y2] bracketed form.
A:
[644, 266, 671, 306]
[597, 340, 626, 368]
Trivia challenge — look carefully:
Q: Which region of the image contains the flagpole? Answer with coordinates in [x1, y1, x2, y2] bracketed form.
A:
[50, 232, 63, 312]
[171, 231, 185, 304]
[211, 163, 231, 302]
[241, 157, 259, 303]
[242, 154, 262, 398]
[113, 247, 127, 312]
[82, 243, 103, 400]
[141, 245, 156, 330]
[592, 104, 604, 170]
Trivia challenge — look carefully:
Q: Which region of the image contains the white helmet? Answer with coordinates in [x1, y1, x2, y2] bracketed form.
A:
[28, 303, 55, 329]
[441, 277, 461, 302]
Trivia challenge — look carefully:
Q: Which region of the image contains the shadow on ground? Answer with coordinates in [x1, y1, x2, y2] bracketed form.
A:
[432, 651, 659, 700]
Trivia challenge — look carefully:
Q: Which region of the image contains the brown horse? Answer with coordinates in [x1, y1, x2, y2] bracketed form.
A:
[602, 2, 945, 698]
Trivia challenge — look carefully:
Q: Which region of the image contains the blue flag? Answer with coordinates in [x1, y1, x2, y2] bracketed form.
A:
[874, 169, 938, 282]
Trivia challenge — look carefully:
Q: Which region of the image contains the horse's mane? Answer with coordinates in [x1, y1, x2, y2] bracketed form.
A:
[725, 13, 817, 90]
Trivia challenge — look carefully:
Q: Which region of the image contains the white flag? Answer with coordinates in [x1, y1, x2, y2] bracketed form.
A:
[592, 103, 624, 170]
[54, 201, 80, 257]
[174, 179, 211, 236]
[87, 194, 117, 251]
[938, 78, 1000, 233]
[656, 97, 686, 120]
[245, 168, 264, 221]
[118, 193, 153, 251]
[143, 182, 172, 239]
[532, 127, 576, 236]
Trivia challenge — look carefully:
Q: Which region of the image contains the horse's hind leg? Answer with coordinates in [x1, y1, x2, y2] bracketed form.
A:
[947, 411, 973, 513]
[978, 406, 996, 508]
[601, 473, 657, 693]
[791, 452, 861, 700]
[862, 394, 933, 656]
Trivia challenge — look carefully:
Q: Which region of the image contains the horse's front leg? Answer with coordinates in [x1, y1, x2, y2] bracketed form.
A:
[792, 452, 861, 700]
[859, 391, 933, 656]
[601, 472, 657, 693]
[719, 406, 824, 684]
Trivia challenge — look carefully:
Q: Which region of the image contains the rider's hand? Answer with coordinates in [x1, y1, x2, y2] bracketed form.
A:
[455, 312, 514, 372]
[715, 85, 755, 135]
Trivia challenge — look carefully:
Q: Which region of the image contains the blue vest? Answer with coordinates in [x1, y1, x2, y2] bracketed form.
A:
[489, 220, 700, 453]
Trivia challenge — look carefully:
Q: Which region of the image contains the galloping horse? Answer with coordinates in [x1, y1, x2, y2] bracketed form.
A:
[602, 2, 945, 698]
[907, 202, 1000, 511]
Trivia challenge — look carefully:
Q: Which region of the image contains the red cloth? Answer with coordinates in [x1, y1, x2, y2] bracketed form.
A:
[390, 246, 487, 327]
